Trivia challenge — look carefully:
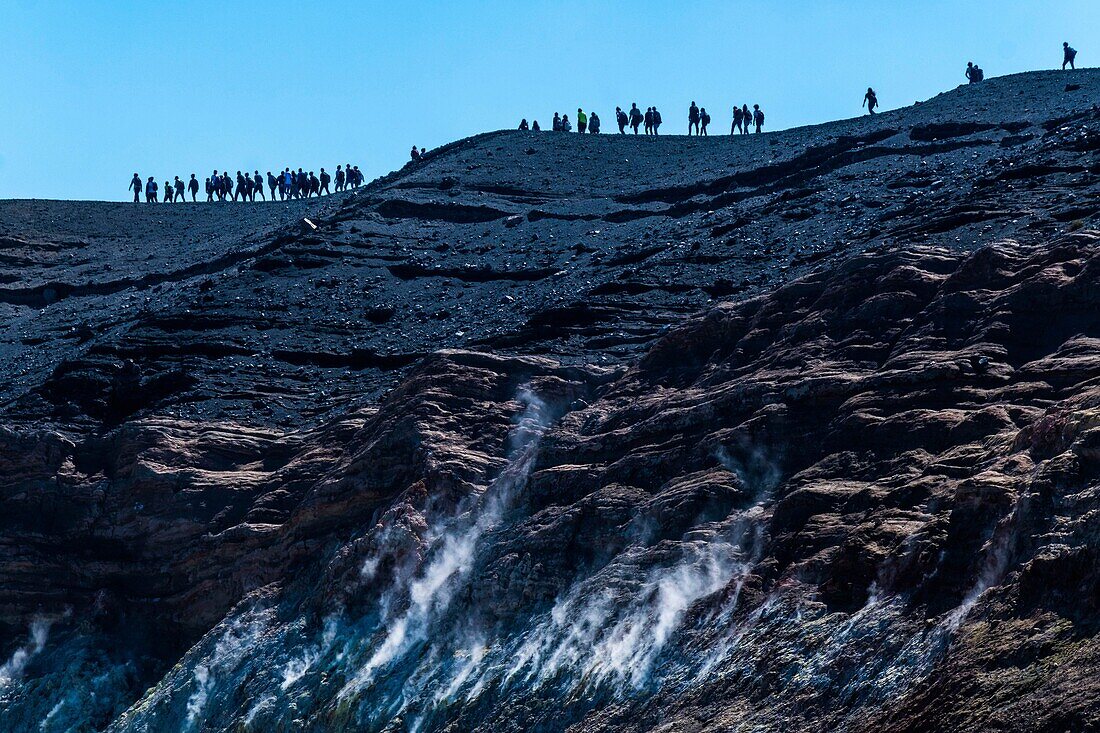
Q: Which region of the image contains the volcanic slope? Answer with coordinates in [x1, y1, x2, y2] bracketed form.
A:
[1, 70, 1100, 733]
[3, 69, 1100, 429]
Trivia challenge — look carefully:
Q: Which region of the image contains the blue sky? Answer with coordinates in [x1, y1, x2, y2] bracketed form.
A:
[1, 0, 1095, 201]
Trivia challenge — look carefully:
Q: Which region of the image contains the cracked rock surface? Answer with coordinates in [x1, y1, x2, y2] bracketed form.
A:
[2, 70, 1100, 732]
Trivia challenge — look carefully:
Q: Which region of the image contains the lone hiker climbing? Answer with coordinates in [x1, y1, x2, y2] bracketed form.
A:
[863, 87, 878, 115]
[1063, 42, 1077, 70]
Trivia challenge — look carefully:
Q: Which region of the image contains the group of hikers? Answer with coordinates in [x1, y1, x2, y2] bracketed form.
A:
[519, 101, 765, 136]
[128, 165, 366, 203]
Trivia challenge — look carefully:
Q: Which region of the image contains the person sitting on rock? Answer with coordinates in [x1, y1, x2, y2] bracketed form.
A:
[752, 104, 764, 132]
[532, 120, 540, 131]
[519, 118, 529, 130]
[688, 100, 700, 135]
[652, 106, 662, 135]
[577, 108, 588, 133]
[411, 145, 421, 162]
[145, 176, 157, 202]
[700, 107, 710, 136]
[616, 106, 627, 134]
[1063, 42, 1077, 70]
[561, 114, 572, 132]
[589, 111, 600, 134]
[188, 174, 199, 201]
[629, 103, 643, 134]
[863, 87, 878, 115]
[128, 173, 141, 202]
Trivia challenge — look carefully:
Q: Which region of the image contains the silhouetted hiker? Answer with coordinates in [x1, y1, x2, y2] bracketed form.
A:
[334, 165, 345, 192]
[700, 108, 710, 135]
[174, 177, 185, 202]
[267, 171, 278, 199]
[145, 177, 157, 202]
[553, 112, 562, 131]
[519, 118, 529, 130]
[253, 172, 265, 201]
[297, 168, 306, 197]
[741, 105, 751, 134]
[589, 111, 601, 133]
[282, 169, 292, 199]
[974, 65, 984, 81]
[205, 177, 213, 201]
[222, 173, 232, 200]
[652, 107, 662, 135]
[577, 108, 588, 133]
[616, 107, 627, 133]
[532, 120, 541, 131]
[966, 62, 978, 83]
[353, 166, 363, 187]
[320, 168, 331, 195]
[233, 171, 245, 201]
[732, 105, 744, 134]
[420, 148, 426, 158]
[644, 107, 653, 134]
[863, 87, 878, 115]
[1064, 42, 1077, 70]
[309, 172, 320, 197]
[629, 103, 643, 134]
[129, 173, 141, 202]
[163, 180, 173, 202]
[188, 174, 199, 201]
[411, 145, 421, 162]
[753, 104, 764, 132]
[561, 114, 572, 132]
[688, 101, 700, 135]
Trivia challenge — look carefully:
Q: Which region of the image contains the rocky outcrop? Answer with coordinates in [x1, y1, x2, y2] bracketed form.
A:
[4, 70, 1100, 732]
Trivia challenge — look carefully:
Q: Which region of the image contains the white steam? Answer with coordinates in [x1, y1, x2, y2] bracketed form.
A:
[0, 617, 52, 686]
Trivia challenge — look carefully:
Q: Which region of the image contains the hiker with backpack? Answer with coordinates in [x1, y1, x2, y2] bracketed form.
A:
[561, 114, 572, 132]
[334, 166, 345, 192]
[966, 62, 979, 83]
[1063, 42, 1077, 69]
[174, 177, 185, 202]
[577, 108, 588, 134]
[652, 107, 662, 135]
[644, 107, 653, 135]
[616, 107, 628, 133]
[553, 112, 562, 131]
[752, 104, 764, 132]
[688, 101, 700, 135]
[862, 88, 878, 115]
[145, 177, 157, 202]
[740, 105, 751, 134]
[188, 174, 199, 201]
[253, 172, 265, 201]
[629, 103, 643, 134]
[589, 111, 601, 134]
[319, 168, 331, 195]
[163, 180, 174, 202]
[732, 106, 744, 134]
[128, 173, 141, 202]
[700, 108, 711, 136]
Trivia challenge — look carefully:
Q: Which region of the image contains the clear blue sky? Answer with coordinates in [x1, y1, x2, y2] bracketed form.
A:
[1, 0, 1094, 201]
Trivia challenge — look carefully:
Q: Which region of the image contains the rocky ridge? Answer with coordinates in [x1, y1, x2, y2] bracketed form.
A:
[1, 70, 1100, 732]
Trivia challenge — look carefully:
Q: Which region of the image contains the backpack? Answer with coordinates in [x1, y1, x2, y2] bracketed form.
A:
[1069, 47, 1077, 59]
[702, 112, 711, 125]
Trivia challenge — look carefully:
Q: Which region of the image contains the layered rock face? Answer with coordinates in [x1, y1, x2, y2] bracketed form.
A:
[2, 71, 1100, 732]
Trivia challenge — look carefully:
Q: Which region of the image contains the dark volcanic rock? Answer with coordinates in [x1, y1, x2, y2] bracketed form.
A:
[2, 70, 1100, 733]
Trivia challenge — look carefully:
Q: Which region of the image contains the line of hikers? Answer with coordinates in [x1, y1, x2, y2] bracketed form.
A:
[519, 102, 764, 136]
[128, 165, 365, 202]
